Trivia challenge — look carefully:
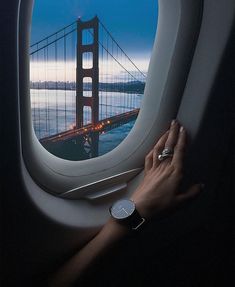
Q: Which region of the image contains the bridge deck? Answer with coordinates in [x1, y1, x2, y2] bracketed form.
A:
[40, 109, 139, 144]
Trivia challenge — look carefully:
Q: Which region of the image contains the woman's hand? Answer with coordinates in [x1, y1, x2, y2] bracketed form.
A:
[131, 120, 202, 220]
[48, 120, 204, 287]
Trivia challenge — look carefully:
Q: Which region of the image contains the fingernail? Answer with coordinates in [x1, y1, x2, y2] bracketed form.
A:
[180, 126, 185, 132]
[171, 119, 176, 126]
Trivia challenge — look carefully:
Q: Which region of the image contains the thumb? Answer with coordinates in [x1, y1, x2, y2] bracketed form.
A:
[177, 184, 204, 203]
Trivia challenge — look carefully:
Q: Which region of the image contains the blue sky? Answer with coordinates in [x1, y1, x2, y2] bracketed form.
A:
[31, 0, 158, 59]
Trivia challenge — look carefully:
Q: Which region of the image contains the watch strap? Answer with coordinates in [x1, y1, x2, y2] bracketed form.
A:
[129, 209, 146, 230]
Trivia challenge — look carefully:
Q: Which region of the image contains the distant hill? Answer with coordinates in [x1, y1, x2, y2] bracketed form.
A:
[30, 81, 145, 94]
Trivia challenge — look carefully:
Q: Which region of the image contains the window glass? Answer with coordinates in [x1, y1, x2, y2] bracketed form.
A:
[30, 0, 158, 161]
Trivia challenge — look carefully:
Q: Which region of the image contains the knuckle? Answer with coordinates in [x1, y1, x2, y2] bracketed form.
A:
[155, 141, 162, 148]
[153, 145, 160, 153]
[145, 150, 153, 159]
[153, 145, 158, 151]
[145, 154, 150, 160]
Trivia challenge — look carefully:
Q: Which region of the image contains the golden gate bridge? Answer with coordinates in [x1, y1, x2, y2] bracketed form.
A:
[30, 16, 146, 159]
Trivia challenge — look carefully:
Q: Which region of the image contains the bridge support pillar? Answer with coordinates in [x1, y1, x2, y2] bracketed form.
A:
[76, 16, 99, 129]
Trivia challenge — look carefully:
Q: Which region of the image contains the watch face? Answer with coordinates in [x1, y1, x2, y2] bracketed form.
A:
[110, 199, 135, 220]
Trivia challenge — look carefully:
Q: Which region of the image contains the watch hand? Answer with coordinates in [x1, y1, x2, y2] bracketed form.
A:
[122, 208, 129, 215]
[116, 208, 129, 216]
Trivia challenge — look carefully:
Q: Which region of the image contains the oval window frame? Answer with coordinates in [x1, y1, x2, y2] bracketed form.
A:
[19, 0, 203, 200]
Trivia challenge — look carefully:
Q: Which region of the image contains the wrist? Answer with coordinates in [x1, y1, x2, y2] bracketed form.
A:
[129, 197, 149, 219]
[101, 217, 131, 243]
[109, 199, 146, 231]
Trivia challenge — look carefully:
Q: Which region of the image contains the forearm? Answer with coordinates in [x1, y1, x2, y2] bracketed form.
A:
[48, 122, 202, 287]
[49, 218, 130, 287]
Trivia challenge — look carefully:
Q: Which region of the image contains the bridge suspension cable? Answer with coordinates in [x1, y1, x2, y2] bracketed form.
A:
[98, 19, 147, 80]
[30, 21, 77, 49]
[30, 17, 147, 141]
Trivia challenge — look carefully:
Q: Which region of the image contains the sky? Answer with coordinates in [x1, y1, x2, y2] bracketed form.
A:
[31, 0, 158, 60]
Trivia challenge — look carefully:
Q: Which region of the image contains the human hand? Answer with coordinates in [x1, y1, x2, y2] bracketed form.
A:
[131, 120, 202, 220]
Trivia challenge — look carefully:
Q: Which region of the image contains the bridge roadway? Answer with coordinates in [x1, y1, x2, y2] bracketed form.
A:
[40, 108, 139, 144]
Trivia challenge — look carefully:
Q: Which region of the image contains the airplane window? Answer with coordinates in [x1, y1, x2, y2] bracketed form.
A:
[30, 1, 158, 161]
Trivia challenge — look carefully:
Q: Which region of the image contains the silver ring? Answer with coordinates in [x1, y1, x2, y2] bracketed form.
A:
[158, 153, 173, 161]
[158, 147, 174, 161]
[162, 147, 174, 155]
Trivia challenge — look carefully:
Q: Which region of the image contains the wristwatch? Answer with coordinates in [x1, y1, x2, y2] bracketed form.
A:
[109, 199, 146, 230]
